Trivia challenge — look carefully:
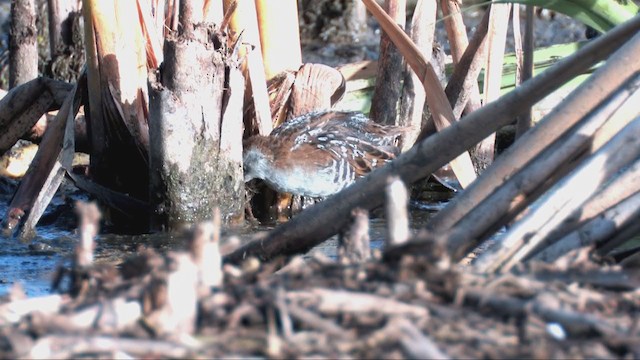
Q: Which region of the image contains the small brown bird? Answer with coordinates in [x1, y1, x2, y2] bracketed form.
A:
[243, 110, 404, 197]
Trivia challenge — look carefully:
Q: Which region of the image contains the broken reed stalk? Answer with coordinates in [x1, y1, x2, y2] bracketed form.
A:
[441, 72, 640, 262]
[370, 0, 406, 126]
[137, 0, 164, 69]
[533, 176, 640, 262]
[477, 3, 511, 170]
[74, 201, 101, 267]
[476, 116, 640, 273]
[515, 5, 535, 138]
[426, 21, 640, 236]
[386, 177, 410, 245]
[223, 15, 640, 265]
[391, 317, 451, 360]
[398, 0, 436, 151]
[189, 208, 223, 292]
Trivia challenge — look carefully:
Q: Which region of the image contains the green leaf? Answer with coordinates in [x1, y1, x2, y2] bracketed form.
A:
[493, 0, 639, 32]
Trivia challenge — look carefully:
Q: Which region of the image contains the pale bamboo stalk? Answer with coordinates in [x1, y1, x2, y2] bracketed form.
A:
[515, 5, 535, 138]
[223, 15, 640, 265]
[399, 0, 436, 151]
[255, 0, 302, 81]
[362, 0, 477, 188]
[476, 116, 640, 273]
[9, 0, 38, 88]
[224, 0, 271, 135]
[427, 24, 640, 235]
[477, 3, 511, 170]
[441, 72, 640, 261]
[534, 177, 640, 262]
[512, 5, 523, 86]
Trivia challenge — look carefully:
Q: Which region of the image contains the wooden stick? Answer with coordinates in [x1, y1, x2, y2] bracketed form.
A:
[524, 80, 640, 249]
[477, 3, 511, 170]
[476, 116, 640, 272]
[224, 15, 640, 265]
[426, 22, 640, 236]
[441, 72, 640, 261]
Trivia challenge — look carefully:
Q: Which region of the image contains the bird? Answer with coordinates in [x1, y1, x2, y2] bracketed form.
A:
[243, 110, 405, 198]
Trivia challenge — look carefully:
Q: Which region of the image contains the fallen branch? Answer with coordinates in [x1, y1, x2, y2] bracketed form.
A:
[427, 22, 640, 236]
[475, 116, 640, 272]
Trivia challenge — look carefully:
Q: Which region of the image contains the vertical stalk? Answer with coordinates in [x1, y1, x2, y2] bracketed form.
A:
[9, 0, 38, 88]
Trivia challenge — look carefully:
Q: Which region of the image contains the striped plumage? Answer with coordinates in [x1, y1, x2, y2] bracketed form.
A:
[243, 111, 404, 197]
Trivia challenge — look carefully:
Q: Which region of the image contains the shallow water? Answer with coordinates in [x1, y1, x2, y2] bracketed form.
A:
[0, 191, 445, 298]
